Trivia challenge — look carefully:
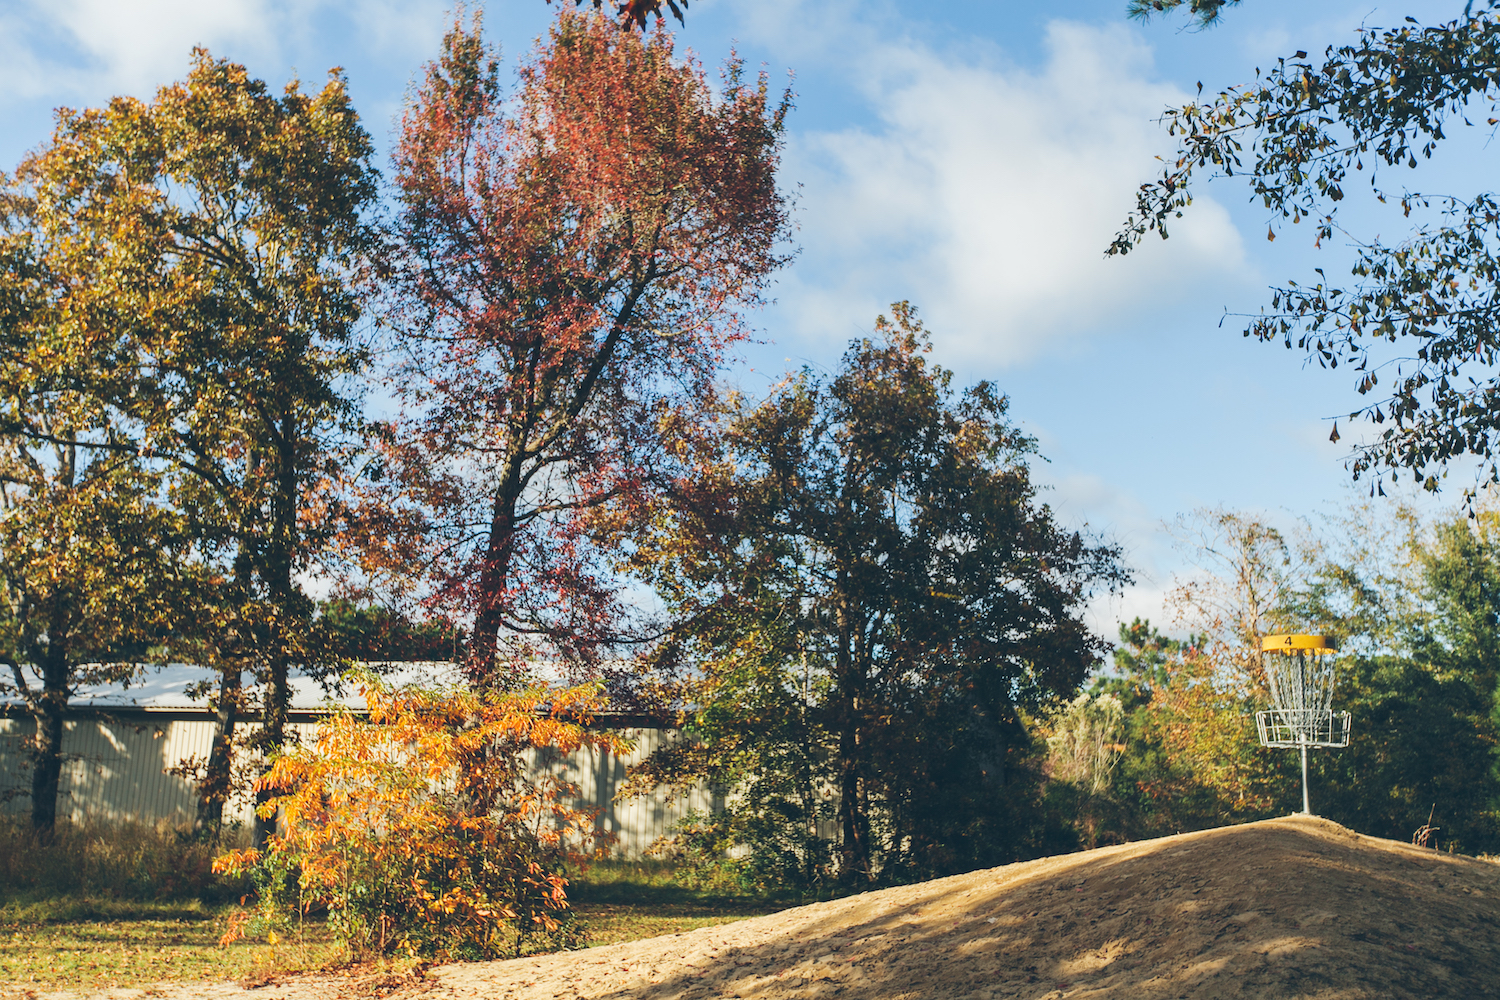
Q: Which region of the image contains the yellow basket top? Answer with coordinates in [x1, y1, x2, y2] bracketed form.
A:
[1260, 634, 1337, 654]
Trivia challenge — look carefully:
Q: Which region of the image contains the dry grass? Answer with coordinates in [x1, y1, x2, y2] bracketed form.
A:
[0, 818, 246, 904]
[0, 838, 785, 993]
[0, 819, 320, 992]
[0, 899, 774, 994]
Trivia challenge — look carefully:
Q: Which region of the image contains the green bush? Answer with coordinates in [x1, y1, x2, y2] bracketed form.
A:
[647, 808, 837, 897]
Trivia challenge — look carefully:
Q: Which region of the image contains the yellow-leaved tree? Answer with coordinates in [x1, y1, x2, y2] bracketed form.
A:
[216, 680, 628, 961]
[1150, 508, 1308, 820]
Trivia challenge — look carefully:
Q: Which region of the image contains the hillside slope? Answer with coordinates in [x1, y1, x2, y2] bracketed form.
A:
[421, 815, 1499, 1000]
[38, 815, 1498, 1000]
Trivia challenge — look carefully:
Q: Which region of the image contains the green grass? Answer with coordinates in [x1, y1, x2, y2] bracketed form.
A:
[0, 847, 790, 991]
[0, 892, 777, 992]
[0, 819, 334, 991]
[0, 899, 342, 991]
[568, 859, 788, 948]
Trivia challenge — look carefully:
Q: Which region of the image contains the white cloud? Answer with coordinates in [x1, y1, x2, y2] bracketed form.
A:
[1, 0, 447, 107]
[9, 0, 276, 98]
[780, 19, 1249, 366]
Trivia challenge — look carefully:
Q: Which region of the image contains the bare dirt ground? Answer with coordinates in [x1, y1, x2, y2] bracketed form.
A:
[19, 815, 1500, 1000]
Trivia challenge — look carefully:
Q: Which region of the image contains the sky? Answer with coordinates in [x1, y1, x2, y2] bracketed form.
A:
[1, 0, 1488, 638]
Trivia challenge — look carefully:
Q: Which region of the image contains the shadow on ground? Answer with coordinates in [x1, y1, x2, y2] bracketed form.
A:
[417, 816, 1500, 1000]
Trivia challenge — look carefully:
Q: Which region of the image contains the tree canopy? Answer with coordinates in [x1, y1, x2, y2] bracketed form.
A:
[1115, 4, 1500, 494]
[0, 423, 193, 829]
[382, 11, 792, 686]
[0, 49, 379, 835]
[630, 306, 1128, 882]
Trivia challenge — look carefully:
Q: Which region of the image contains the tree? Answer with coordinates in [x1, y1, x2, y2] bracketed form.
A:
[1293, 501, 1500, 850]
[1140, 500, 1500, 848]
[216, 679, 625, 960]
[1067, 619, 1216, 842]
[314, 598, 466, 664]
[559, 0, 688, 31]
[622, 603, 838, 892]
[631, 306, 1127, 883]
[0, 148, 209, 833]
[1311, 652, 1498, 850]
[1127, 0, 1239, 28]
[384, 11, 792, 686]
[1099, 617, 1188, 708]
[1038, 691, 1125, 848]
[3, 51, 379, 838]
[0, 428, 192, 831]
[1414, 512, 1500, 690]
[1166, 507, 1310, 671]
[1147, 509, 1314, 821]
[1115, 6, 1500, 494]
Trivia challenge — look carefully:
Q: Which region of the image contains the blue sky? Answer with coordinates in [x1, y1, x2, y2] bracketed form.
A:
[1, 0, 1484, 635]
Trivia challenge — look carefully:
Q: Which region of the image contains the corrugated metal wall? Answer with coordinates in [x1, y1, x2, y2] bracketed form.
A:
[526, 729, 728, 857]
[0, 715, 717, 858]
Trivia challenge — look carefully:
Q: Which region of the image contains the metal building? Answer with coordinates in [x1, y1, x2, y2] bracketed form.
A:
[0, 666, 721, 858]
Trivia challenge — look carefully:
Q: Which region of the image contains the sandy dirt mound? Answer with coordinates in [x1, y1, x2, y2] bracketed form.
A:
[31, 815, 1500, 1000]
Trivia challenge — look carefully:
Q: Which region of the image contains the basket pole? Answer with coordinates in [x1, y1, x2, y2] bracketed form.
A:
[1300, 745, 1310, 815]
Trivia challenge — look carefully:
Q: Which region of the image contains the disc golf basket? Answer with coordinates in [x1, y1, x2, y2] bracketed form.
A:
[1254, 634, 1351, 816]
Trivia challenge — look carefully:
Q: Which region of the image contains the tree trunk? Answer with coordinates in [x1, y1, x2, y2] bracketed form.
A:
[832, 579, 871, 882]
[197, 663, 242, 834]
[252, 652, 288, 849]
[836, 716, 868, 880]
[467, 536, 515, 687]
[252, 418, 299, 851]
[468, 463, 526, 689]
[29, 650, 69, 835]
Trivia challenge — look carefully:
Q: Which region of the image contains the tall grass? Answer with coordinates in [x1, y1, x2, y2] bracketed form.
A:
[0, 818, 248, 906]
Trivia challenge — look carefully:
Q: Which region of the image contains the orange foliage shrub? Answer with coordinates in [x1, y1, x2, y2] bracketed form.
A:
[214, 679, 628, 960]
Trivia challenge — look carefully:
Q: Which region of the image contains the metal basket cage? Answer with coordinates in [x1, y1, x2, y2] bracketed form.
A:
[1263, 640, 1337, 714]
[1256, 635, 1350, 816]
[1255, 708, 1351, 749]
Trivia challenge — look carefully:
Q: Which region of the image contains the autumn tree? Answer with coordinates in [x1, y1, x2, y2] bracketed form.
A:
[0, 134, 207, 833]
[216, 679, 626, 960]
[1166, 507, 1311, 671]
[0, 394, 194, 831]
[1116, 4, 1500, 495]
[1076, 620, 1219, 840]
[631, 306, 1127, 884]
[384, 11, 791, 685]
[1136, 501, 1500, 845]
[3, 52, 379, 838]
[1146, 508, 1311, 820]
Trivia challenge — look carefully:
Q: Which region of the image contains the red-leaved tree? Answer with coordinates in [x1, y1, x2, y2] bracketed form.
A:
[380, 11, 792, 686]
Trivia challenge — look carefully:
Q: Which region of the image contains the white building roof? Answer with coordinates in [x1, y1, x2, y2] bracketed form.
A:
[6, 661, 467, 713]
